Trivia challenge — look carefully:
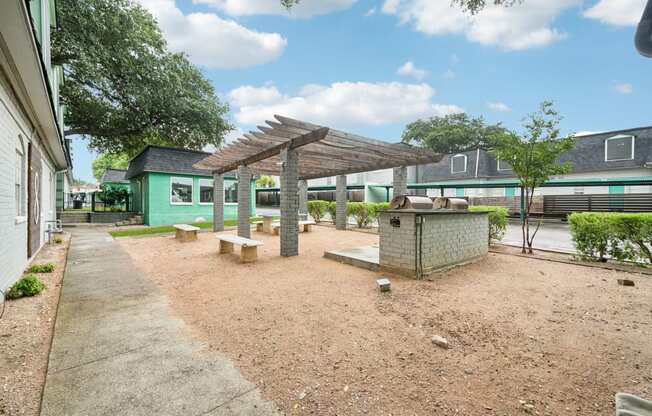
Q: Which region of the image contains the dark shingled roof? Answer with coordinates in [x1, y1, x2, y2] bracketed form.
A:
[101, 168, 129, 183]
[416, 126, 652, 183]
[126, 146, 230, 179]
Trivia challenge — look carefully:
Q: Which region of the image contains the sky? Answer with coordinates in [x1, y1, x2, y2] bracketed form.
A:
[72, 0, 651, 183]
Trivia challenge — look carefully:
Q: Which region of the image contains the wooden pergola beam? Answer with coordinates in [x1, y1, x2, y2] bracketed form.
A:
[211, 127, 329, 174]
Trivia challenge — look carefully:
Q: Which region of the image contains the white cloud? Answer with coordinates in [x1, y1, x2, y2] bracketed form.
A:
[443, 69, 456, 79]
[583, 0, 646, 26]
[136, 0, 286, 68]
[382, 0, 580, 50]
[193, 0, 356, 18]
[228, 82, 463, 128]
[365, 7, 377, 16]
[613, 82, 633, 94]
[397, 61, 429, 80]
[487, 101, 511, 112]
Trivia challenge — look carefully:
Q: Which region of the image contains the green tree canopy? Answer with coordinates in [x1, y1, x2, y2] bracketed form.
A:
[281, 0, 520, 14]
[401, 113, 508, 154]
[256, 175, 276, 188]
[92, 153, 130, 183]
[54, 0, 231, 156]
[491, 101, 575, 253]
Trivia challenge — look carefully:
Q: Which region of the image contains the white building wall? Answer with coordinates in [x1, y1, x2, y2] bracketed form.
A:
[0, 73, 30, 291]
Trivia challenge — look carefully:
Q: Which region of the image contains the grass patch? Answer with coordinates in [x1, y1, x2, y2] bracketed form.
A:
[26, 263, 55, 273]
[6, 274, 46, 300]
[109, 217, 268, 238]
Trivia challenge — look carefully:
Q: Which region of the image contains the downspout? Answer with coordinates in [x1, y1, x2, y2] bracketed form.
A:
[475, 148, 480, 178]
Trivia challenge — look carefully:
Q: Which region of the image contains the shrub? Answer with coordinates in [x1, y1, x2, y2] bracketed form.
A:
[347, 202, 373, 228]
[469, 206, 508, 244]
[568, 213, 612, 261]
[326, 201, 338, 223]
[53, 237, 63, 244]
[6, 274, 46, 300]
[569, 212, 652, 265]
[27, 263, 55, 273]
[307, 200, 329, 223]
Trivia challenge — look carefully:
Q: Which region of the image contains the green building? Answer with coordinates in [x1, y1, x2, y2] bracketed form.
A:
[121, 146, 256, 226]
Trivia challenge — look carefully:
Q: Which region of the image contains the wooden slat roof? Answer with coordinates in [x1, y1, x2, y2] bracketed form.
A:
[194, 115, 443, 179]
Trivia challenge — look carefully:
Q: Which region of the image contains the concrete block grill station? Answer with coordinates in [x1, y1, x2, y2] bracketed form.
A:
[378, 196, 489, 279]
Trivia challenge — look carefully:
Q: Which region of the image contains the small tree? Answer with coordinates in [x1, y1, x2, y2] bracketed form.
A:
[256, 175, 276, 188]
[492, 101, 574, 254]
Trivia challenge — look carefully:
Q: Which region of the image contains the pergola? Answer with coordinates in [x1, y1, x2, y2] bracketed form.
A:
[194, 115, 442, 257]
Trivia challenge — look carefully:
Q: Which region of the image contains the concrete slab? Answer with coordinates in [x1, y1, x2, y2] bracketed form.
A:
[324, 245, 380, 271]
[41, 226, 278, 416]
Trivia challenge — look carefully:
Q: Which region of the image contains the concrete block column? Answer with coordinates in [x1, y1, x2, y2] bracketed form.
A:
[298, 179, 308, 221]
[237, 165, 251, 238]
[280, 148, 299, 257]
[393, 166, 408, 197]
[212, 172, 224, 232]
[336, 175, 347, 230]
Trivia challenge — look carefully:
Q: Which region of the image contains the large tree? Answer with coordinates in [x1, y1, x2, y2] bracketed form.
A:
[53, 0, 231, 156]
[92, 153, 130, 183]
[492, 101, 575, 254]
[401, 113, 508, 154]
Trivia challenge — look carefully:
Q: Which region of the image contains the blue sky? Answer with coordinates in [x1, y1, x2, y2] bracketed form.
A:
[72, 0, 651, 183]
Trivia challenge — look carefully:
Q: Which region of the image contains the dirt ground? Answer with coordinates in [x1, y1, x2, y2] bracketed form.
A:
[119, 226, 652, 415]
[0, 233, 70, 416]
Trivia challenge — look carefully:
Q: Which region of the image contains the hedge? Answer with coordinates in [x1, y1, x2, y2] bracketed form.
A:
[6, 274, 46, 300]
[569, 212, 652, 265]
[469, 206, 508, 244]
[307, 200, 390, 227]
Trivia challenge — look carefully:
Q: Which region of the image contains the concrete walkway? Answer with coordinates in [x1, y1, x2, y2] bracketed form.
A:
[41, 227, 277, 416]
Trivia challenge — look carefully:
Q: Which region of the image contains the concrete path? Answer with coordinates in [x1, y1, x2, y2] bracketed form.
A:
[502, 221, 576, 253]
[41, 227, 278, 416]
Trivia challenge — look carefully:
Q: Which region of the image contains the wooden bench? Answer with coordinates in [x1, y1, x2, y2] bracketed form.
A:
[272, 220, 316, 235]
[174, 224, 200, 242]
[216, 235, 263, 263]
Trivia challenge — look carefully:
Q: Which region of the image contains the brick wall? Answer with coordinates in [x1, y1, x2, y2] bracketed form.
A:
[237, 166, 251, 238]
[280, 148, 299, 256]
[379, 211, 488, 278]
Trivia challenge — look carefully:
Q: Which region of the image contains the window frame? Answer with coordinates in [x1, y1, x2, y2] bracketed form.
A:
[15, 136, 26, 221]
[169, 176, 194, 205]
[450, 154, 467, 174]
[604, 135, 635, 162]
[497, 158, 512, 171]
[224, 180, 238, 204]
[198, 178, 214, 205]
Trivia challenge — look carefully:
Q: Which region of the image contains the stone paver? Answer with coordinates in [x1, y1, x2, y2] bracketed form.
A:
[41, 226, 277, 416]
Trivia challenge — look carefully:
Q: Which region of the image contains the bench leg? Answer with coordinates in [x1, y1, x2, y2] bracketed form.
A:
[219, 240, 234, 254]
[273, 227, 279, 236]
[304, 224, 312, 232]
[256, 223, 263, 232]
[176, 230, 197, 242]
[240, 246, 258, 263]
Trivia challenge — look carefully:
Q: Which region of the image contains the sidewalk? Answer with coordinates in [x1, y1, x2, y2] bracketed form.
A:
[41, 226, 277, 416]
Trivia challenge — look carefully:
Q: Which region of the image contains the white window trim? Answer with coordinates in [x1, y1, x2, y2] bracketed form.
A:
[604, 134, 635, 162]
[170, 176, 193, 205]
[198, 178, 214, 205]
[224, 180, 239, 205]
[497, 158, 512, 171]
[451, 154, 467, 174]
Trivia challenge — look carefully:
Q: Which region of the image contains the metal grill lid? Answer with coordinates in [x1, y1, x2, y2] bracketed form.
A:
[389, 195, 434, 210]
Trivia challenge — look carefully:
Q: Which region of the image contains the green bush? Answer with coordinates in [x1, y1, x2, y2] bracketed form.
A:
[27, 263, 55, 273]
[326, 201, 337, 223]
[307, 200, 329, 223]
[568, 213, 612, 261]
[569, 212, 652, 265]
[6, 274, 46, 300]
[347, 202, 373, 228]
[469, 206, 508, 244]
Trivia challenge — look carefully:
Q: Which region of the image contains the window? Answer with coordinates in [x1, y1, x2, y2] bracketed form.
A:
[15, 137, 26, 217]
[497, 159, 512, 171]
[225, 181, 238, 203]
[605, 135, 635, 161]
[170, 177, 193, 204]
[451, 154, 467, 174]
[199, 179, 213, 204]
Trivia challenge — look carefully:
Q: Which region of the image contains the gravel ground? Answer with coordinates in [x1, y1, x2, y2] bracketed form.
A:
[119, 226, 652, 415]
[0, 233, 70, 416]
